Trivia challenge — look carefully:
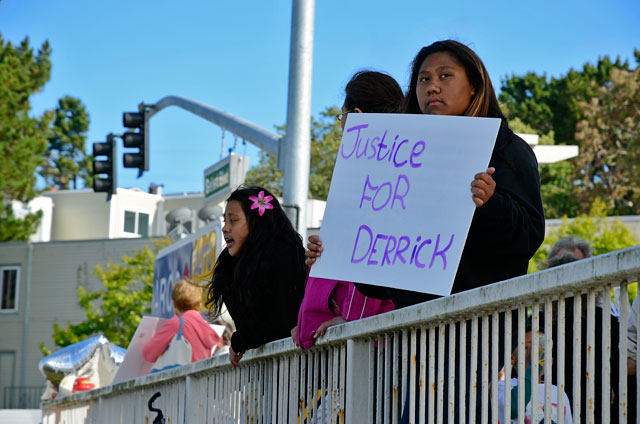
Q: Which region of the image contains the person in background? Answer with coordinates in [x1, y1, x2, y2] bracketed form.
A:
[628, 294, 639, 423]
[206, 186, 307, 367]
[497, 325, 573, 424]
[547, 235, 621, 315]
[211, 320, 234, 357]
[629, 295, 639, 374]
[546, 235, 591, 266]
[545, 236, 622, 423]
[335, 70, 404, 131]
[143, 279, 219, 364]
[292, 70, 401, 349]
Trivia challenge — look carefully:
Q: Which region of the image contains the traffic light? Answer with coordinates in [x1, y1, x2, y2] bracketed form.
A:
[122, 109, 148, 176]
[92, 134, 117, 195]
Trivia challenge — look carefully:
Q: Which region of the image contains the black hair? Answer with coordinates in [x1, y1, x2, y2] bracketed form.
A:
[404, 40, 508, 126]
[343, 70, 404, 114]
[205, 186, 306, 317]
[546, 236, 592, 269]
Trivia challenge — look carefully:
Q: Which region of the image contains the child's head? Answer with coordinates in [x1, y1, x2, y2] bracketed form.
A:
[206, 185, 305, 318]
[172, 279, 204, 314]
[222, 186, 298, 257]
[511, 330, 552, 379]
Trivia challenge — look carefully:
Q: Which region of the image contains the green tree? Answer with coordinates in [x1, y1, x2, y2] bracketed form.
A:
[500, 53, 637, 147]
[41, 96, 92, 189]
[245, 106, 342, 200]
[500, 49, 640, 216]
[508, 118, 580, 218]
[244, 150, 283, 196]
[572, 68, 640, 215]
[529, 198, 639, 274]
[40, 239, 170, 355]
[0, 34, 53, 241]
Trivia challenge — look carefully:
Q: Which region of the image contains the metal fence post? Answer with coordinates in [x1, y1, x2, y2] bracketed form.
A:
[346, 338, 370, 422]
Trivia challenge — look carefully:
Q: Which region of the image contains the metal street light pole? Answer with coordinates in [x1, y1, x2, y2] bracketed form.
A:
[281, 0, 315, 243]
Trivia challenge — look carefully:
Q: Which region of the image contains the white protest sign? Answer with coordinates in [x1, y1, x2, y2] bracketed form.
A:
[111, 316, 166, 384]
[309, 113, 500, 296]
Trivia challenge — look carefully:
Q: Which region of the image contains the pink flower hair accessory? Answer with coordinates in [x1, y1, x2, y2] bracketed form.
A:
[249, 190, 274, 216]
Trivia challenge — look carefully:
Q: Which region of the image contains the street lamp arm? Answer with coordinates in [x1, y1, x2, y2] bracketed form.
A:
[147, 95, 282, 157]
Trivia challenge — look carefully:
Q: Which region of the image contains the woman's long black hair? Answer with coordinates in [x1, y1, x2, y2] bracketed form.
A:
[205, 186, 306, 317]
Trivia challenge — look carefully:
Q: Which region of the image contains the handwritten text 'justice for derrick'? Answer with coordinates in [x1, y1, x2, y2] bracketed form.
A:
[341, 124, 453, 271]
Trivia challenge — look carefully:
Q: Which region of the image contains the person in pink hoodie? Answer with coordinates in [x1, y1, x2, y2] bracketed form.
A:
[143, 279, 219, 364]
[292, 71, 402, 350]
[293, 276, 395, 350]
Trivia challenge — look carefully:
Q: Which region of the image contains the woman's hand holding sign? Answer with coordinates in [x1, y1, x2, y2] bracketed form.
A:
[305, 235, 323, 266]
[471, 167, 496, 207]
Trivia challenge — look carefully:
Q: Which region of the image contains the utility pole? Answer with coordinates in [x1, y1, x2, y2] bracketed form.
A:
[281, 0, 315, 243]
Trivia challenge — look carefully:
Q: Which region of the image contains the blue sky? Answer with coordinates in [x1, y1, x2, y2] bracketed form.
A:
[1, 0, 639, 194]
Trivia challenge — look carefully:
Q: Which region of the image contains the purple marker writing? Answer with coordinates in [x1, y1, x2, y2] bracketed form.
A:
[340, 124, 427, 168]
[350, 224, 454, 271]
[359, 174, 410, 211]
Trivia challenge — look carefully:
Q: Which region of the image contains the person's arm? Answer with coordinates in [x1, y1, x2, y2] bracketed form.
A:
[142, 317, 179, 363]
[469, 131, 545, 256]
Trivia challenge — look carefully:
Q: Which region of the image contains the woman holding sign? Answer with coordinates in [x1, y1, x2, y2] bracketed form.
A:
[307, 40, 544, 305]
[306, 40, 545, 423]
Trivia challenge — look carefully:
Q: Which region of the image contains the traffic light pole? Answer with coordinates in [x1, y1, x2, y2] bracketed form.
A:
[281, 0, 314, 243]
[147, 95, 281, 158]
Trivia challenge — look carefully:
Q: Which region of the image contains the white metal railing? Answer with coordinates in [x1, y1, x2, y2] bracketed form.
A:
[41, 245, 640, 423]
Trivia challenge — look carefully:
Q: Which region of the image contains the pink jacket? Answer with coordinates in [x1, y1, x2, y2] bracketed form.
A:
[142, 310, 219, 363]
[296, 276, 394, 350]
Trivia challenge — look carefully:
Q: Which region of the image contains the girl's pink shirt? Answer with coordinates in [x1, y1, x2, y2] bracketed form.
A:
[296, 277, 395, 350]
[142, 310, 219, 363]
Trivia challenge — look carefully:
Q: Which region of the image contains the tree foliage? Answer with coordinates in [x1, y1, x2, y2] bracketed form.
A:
[245, 106, 342, 200]
[41, 96, 92, 190]
[529, 198, 639, 274]
[500, 49, 640, 217]
[0, 34, 52, 241]
[573, 68, 640, 215]
[508, 118, 581, 218]
[40, 239, 170, 355]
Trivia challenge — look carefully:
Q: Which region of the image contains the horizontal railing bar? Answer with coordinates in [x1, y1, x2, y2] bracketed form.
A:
[323, 245, 640, 341]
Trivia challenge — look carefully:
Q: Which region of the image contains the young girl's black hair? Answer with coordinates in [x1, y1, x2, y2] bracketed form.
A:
[206, 186, 307, 318]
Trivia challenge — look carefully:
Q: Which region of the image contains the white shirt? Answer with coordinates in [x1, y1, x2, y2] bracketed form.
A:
[497, 378, 573, 424]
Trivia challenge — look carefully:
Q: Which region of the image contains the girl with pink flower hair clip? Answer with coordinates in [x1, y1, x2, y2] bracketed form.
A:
[206, 186, 307, 368]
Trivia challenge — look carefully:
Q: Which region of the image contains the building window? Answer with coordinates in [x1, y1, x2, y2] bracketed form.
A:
[138, 213, 149, 238]
[0, 266, 19, 312]
[123, 211, 150, 237]
[124, 211, 136, 233]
